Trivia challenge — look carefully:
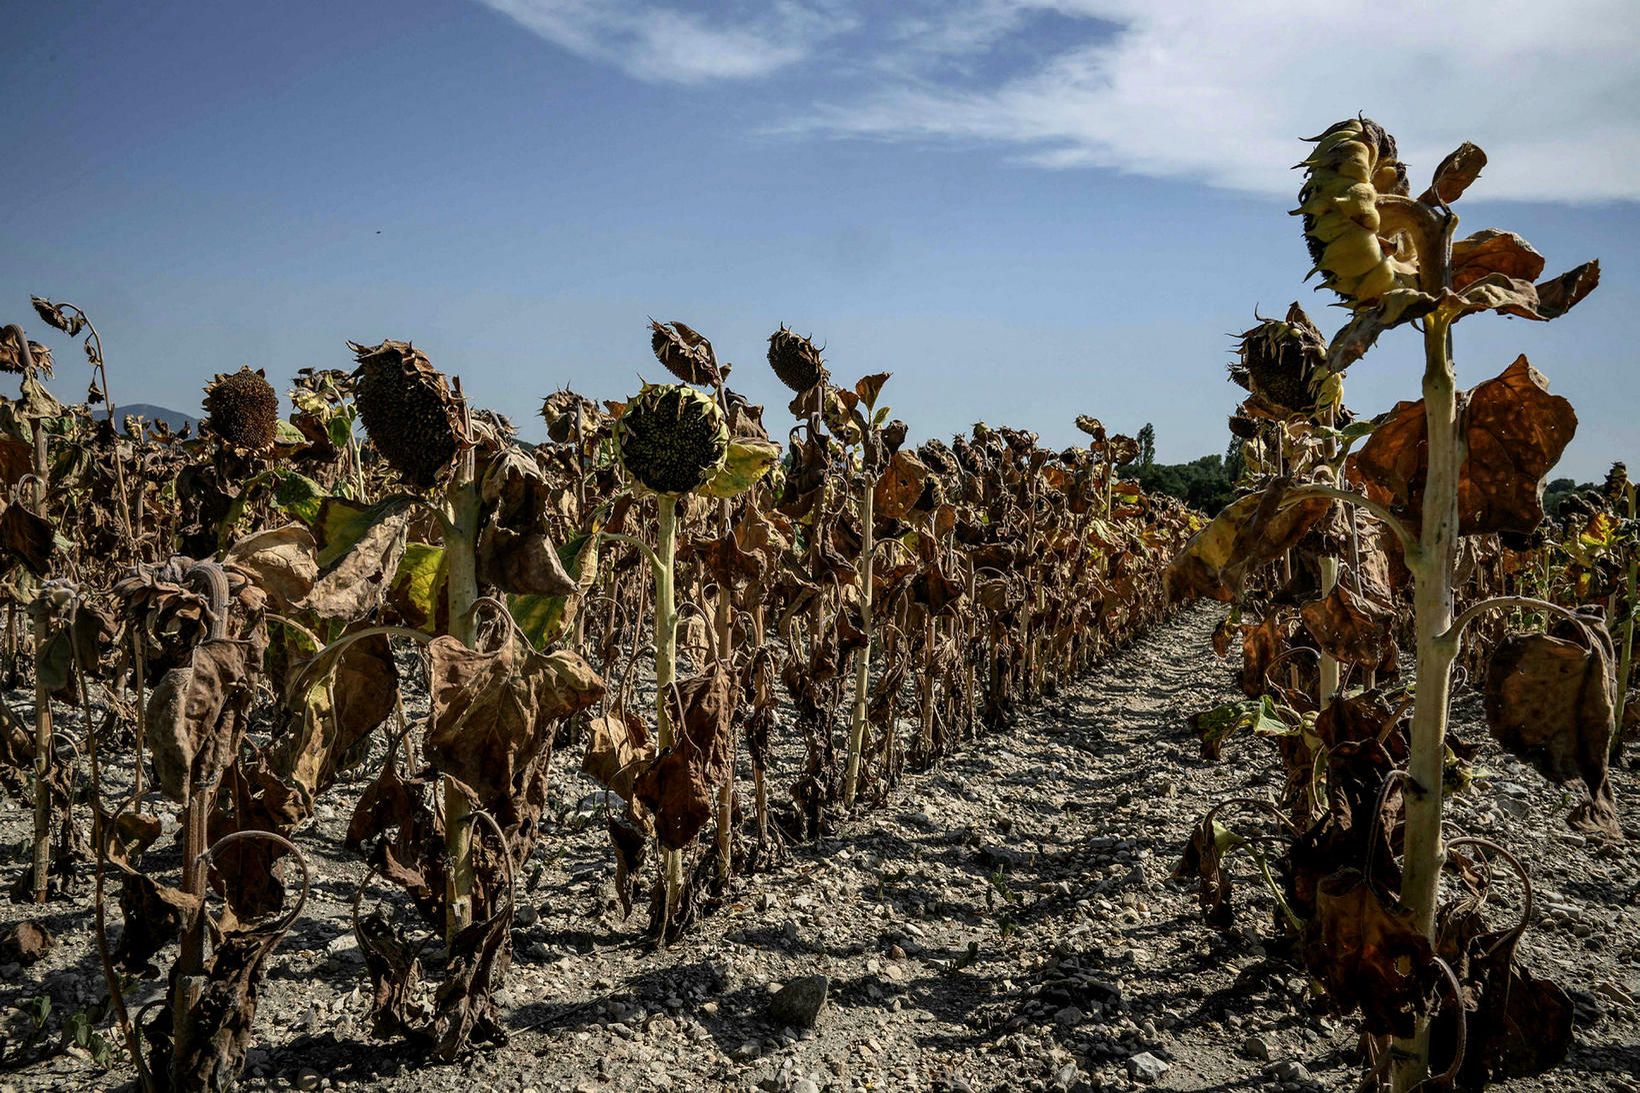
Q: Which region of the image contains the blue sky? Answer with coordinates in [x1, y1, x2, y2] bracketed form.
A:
[2, 0, 1636, 478]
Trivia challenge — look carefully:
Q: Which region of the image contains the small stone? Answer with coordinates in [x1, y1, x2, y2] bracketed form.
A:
[1275, 1060, 1313, 1083]
[1128, 1052, 1170, 1083]
[767, 975, 829, 1029]
[293, 1069, 322, 1091]
[1241, 1034, 1274, 1061]
[792, 1080, 820, 1093]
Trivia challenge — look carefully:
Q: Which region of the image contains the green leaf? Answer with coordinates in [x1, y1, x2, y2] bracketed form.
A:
[269, 469, 328, 525]
[389, 542, 448, 632]
[508, 530, 600, 648]
[274, 419, 308, 446]
[702, 437, 781, 500]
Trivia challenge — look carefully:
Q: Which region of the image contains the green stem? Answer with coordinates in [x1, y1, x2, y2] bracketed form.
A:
[653, 494, 684, 933]
[1615, 483, 1637, 762]
[1393, 309, 1460, 1091]
[843, 472, 874, 807]
[443, 434, 482, 944]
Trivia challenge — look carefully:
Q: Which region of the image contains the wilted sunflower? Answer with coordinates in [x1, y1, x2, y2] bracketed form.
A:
[1230, 302, 1327, 414]
[616, 384, 728, 495]
[650, 320, 721, 386]
[766, 326, 828, 393]
[349, 339, 463, 488]
[1294, 116, 1414, 306]
[202, 366, 279, 452]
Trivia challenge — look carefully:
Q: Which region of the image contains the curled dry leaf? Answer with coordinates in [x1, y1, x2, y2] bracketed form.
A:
[423, 632, 605, 833]
[1421, 141, 1488, 205]
[1483, 620, 1620, 837]
[1306, 868, 1436, 1038]
[1300, 583, 1398, 673]
[297, 496, 412, 620]
[1173, 818, 1236, 930]
[272, 630, 397, 807]
[1166, 482, 1331, 603]
[147, 639, 255, 803]
[633, 667, 735, 851]
[1353, 356, 1576, 536]
[874, 450, 930, 521]
[582, 707, 653, 802]
[224, 524, 317, 611]
[477, 446, 577, 597]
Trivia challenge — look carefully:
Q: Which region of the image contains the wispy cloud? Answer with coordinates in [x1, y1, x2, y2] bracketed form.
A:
[479, 0, 1640, 201]
[474, 0, 848, 83]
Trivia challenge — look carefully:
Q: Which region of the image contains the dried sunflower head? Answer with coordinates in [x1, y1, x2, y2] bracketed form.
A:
[767, 326, 828, 393]
[0, 327, 51, 376]
[650, 320, 721, 386]
[202, 366, 279, 452]
[349, 339, 463, 489]
[1231, 302, 1328, 414]
[616, 384, 728, 496]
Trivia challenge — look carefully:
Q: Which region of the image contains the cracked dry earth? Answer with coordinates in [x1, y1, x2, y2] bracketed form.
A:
[6, 604, 1640, 1093]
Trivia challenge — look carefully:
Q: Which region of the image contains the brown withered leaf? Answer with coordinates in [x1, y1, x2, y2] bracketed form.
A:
[874, 450, 929, 521]
[162, 913, 299, 1091]
[147, 639, 255, 803]
[0, 921, 51, 965]
[208, 757, 306, 923]
[1306, 869, 1436, 1038]
[272, 631, 398, 806]
[1450, 229, 1544, 291]
[477, 446, 577, 597]
[423, 633, 605, 832]
[1484, 620, 1620, 836]
[1421, 142, 1487, 205]
[1353, 356, 1576, 536]
[1165, 482, 1331, 603]
[581, 707, 654, 802]
[1457, 259, 1600, 322]
[0, 502, 56, 577]
[297, 496, 412, 620]
[115, 866, 200, 972]
[224, 524, 317, 612]
[633, 667, 735, 851]
[1431, 884, 1574, 1089]
[1172, 818, 1235, 930]
[1300, 584, 1398, 672]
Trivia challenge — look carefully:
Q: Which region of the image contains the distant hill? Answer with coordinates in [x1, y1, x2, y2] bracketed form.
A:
[93, 403, 198, 434]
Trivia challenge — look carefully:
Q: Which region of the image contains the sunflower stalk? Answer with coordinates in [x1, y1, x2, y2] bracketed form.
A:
[1391, 210, 1459, 1092]
[443, 382, 481, 944]
[843, 467, 874, 807]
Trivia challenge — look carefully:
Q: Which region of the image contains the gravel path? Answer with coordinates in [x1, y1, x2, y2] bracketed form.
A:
[4, 604, 1638, 1092]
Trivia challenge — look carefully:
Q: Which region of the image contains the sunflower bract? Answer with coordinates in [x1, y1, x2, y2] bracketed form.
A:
[1295, 116, 1413, 306]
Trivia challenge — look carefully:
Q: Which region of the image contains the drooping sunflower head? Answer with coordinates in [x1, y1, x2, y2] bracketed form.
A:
[202, 366, 279, 452]
[649, 320, 721, 386]
[349, 339, 463, 489]
[616, 383, 729, 496]
[766, 326, 828, 393]
[1231, 302, 1328, 414]
[1296, 116, 1415, 305]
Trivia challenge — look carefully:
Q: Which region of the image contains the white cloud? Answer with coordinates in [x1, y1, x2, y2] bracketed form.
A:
[478, 0, 1640, 201]
[805, 0, 1640, 202]
[474, 0, 845, 83]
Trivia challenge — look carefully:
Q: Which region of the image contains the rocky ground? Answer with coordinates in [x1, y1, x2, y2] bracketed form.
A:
[3, 604, 1639, 1092]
